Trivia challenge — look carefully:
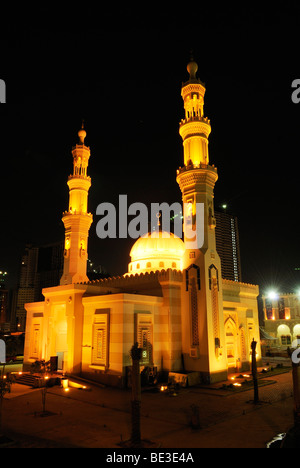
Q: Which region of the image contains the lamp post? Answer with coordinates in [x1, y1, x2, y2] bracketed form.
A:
[130, 343, 142, 446]
[251, 338, 259, 404]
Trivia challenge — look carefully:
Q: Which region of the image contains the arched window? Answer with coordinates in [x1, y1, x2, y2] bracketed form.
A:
[159, 261, 164, 268]
[281, 335, 291, 346]
[172, 262, 177, 268]
[277, 324, 291, 347]
[136, 263, 140, 269]
[146, 262, 151, 268]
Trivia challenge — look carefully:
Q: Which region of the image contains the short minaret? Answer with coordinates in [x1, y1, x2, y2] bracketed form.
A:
[177, 59, 227, 383]
[60, 124, 93, 285]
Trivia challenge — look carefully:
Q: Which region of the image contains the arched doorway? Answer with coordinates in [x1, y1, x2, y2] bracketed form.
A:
[225, 317, 238, 372]
[53, 304, 68, 370]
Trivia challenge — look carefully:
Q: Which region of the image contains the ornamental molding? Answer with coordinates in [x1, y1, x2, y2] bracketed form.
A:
[176, 168, 218, 191]
[181, 82, 206, 99]
[179, 120, 211, 141]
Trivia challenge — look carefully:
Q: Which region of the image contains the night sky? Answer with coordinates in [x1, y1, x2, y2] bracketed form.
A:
[1, 4, 300, 294]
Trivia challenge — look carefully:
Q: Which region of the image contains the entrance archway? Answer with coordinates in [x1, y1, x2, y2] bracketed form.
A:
[225, 317, 238, 372]
[53, 304, 68, 370]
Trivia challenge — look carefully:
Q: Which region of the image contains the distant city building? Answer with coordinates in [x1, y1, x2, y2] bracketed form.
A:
[215, 211, 242, 282]
[12, 242, 107, 331]
[13, 243, 63, 331]
[12, 245, 38, 331]
[35, 242, 64, 301]
[0, 271, 9, 330]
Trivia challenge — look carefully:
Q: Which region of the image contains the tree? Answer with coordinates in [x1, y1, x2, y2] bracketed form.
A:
[31, 359, 51, 415]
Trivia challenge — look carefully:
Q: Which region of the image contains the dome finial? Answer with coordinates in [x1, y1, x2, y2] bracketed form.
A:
[78, 119, 86, 144]
[187, 57, 198, 80]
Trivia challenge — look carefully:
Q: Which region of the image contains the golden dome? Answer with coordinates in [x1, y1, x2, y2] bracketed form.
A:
[128, 230, 185, 275]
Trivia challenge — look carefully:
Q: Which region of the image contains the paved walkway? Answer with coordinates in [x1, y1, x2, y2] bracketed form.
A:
[1, 370, 295, 448]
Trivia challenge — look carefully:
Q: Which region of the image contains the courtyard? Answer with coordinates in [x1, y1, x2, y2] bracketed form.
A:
[1, 365, 295, 448]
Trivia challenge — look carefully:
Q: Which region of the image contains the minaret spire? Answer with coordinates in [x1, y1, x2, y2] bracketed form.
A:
[177, 60, 227, 383]
[60, 124, 93, 285]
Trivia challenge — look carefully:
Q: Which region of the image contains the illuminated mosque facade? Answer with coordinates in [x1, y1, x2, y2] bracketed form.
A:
[24, 61, 262, 386]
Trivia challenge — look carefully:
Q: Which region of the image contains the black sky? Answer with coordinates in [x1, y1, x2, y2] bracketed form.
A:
[1, 3, 300, 294]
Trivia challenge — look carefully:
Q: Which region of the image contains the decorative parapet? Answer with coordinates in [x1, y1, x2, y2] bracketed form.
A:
[261, 292, 298, 298]
[181, 81, 206, 97]
[80, 268, 183, 290]
[177, 162, 217, 175]
[222, 278, 259, 299]
[222, 278, 259, 289]
[62, 210, 93, 218]
[179, 115, 210, 127]
[68, 174, 91, 182]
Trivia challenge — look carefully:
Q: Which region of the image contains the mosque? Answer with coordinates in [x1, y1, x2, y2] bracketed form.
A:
[23, 60, 262, 386]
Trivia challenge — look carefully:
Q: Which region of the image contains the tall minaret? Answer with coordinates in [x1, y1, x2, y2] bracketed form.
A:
[177, 59, 227, 383]
[60, 124, 93, 285]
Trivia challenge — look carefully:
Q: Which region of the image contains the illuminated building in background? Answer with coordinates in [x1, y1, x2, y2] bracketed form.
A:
[262, 291, 300, 351]
[24, 61, 261, 385]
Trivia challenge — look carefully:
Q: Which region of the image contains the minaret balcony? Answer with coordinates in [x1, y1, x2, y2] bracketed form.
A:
[179, 118, 211, 141]
[67, 175, 91, 193]
[176, 164, 218, 192]
[177, 162, 217, 175]
[68, 174, 91, 182]
[180, 115, 210, 126]
[62, 210, 93, 219]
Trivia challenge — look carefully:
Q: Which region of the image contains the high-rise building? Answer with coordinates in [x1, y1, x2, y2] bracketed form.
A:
[13, 243, 63, 330]
[0, 270, 9, 329]
[13, 246, 38, 331]
[35, 242, 64, 301]
[215, 211, 242, 282]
